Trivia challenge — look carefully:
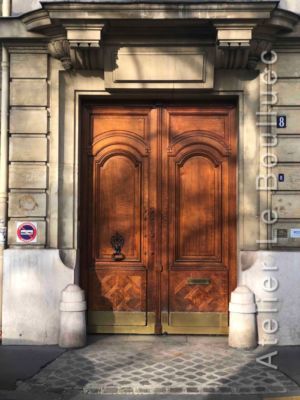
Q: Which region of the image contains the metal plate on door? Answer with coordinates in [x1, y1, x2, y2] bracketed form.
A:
[187, 278, 211, 285]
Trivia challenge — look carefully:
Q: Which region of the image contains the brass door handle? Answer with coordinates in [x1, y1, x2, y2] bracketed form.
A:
[187, 278, 211, 285]
[111, 232, 125, 261]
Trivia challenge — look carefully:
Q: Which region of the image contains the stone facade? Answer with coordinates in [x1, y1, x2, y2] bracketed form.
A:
[1, 0, 300, 345]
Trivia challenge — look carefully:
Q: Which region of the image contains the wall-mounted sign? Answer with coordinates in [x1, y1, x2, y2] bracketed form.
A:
[277, 115, 287, 128]
[278, 173, 285, 182]
[16, 222, 37, 243]
[290, 228, 300, 239]
[277, 229, 288, 239]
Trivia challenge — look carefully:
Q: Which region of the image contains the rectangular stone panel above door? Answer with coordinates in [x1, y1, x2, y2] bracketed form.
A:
[8, 192, 46, 218]
[10, 53, 48, 79]
[104, 46, 214, 89]
[9, 164, 47, 189]
[9, 137, 47, 162]
[10, 79, 48, 106]
[10, 109, 48, 134]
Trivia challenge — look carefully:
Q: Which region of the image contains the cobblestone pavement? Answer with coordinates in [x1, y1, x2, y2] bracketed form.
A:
[17, 336, 299, 395]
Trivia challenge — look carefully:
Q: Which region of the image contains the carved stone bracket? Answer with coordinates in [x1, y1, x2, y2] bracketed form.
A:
[215, 10, 298, 69]
[47, 24, 104, 70]
[247, 28, 274, 70]
[48, 38, 72, 70]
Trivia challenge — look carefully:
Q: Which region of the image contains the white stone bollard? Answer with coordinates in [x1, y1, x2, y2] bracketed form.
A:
[228, 286, 257, 349]
[59, 284, 87, 348]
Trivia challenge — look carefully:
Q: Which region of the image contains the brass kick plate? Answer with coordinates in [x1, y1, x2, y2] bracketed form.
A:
[187, 278, 211, 285]
[161, 312, 228, 334]
[88, 311, 156, 334]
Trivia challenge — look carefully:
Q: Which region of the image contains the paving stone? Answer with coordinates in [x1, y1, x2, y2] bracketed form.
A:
[16, 336, 300, 395]
[169, 387, 184, 393]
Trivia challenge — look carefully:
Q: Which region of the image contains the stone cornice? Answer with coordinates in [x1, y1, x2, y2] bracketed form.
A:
[22, 10, 52, 31]
[268, 8, 299, 32]
[13, 1, 297, 70]
[0, 18, 45, 39]
[41, 1, 278, 22]
[22, 1, 278, 33]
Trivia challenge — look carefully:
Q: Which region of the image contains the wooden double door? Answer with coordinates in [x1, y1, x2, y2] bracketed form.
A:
[81, 103, 237, 334]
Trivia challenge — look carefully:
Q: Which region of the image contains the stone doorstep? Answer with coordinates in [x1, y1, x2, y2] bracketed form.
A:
[81, 384, 293, 395]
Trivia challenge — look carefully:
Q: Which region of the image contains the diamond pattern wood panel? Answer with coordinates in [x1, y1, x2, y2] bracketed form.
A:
[170, 271, 228, 312]
[89, 270, 146, 312]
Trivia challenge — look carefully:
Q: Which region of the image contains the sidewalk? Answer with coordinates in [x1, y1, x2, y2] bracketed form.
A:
[0, 335, 299, 399]
[0, 344, 64, 390]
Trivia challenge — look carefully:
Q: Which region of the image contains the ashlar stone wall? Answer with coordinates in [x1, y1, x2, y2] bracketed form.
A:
[7, 48, 49, 247]
[271, 49, 300, 247]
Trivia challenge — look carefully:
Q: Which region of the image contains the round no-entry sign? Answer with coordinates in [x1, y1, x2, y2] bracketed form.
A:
[16, 222, 37, 243]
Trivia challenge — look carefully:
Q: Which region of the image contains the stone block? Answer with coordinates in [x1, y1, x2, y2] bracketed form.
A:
[10, 79, 48, 106]
[274, 137, 300, 162]
[9, 164, 47, 189]
[242, 251, 300, 345]
[273, 53, 300, 78]
[10, 53, 48, 78]
[10, 108, 48, 134]
[272, 107, 300, 134]
[8, 192, 46, 217]
[2, 249, 75, 345]
[272, 192, 300, 219]
[273, 165, 300, 190]
[9, 137, 47, 162]
[8, 219, 46, 246]
[273, 80, 300, 106]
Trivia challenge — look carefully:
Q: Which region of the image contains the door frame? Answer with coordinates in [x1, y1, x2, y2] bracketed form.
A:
[79, 100, 238, 334]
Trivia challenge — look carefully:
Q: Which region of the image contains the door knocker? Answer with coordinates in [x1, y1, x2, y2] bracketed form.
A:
[111, 232, 125, 261]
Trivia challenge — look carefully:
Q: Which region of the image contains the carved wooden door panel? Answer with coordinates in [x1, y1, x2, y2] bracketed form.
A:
[81, 105, 159, 333]
[81, 104, 236, 334]
[160, 106, 237, 333]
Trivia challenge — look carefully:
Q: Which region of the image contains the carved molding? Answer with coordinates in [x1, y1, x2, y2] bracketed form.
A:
[247, 27, 275, 70]
[70, 47, 103, 70]
[47, 24, 104, 70]
[215, 9, 298, 69]
[21, 2, 299, 71]
[215, 24, 255, 48]
[48, 38, 72, 70]
[64, 23, 105, 48]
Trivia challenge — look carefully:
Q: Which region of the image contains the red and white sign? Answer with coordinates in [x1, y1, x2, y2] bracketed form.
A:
[16, 222, 37, 243]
